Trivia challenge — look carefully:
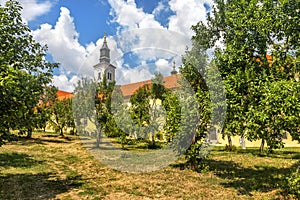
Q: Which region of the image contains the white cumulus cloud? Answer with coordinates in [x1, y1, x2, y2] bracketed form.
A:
[32, 7, 87, 75]
[0, 0, 53, 22]
[155, 58, 170, 74]
[108, 0, 163, 30]
[168, 0, 214, 37]
[52, 74, 80, 92]
[116, 63, 153, 85]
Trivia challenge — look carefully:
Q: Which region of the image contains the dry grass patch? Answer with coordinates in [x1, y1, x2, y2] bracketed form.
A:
[0, 132, 299, 199]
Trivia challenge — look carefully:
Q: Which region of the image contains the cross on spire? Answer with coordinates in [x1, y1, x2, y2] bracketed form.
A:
[171, 61, 178, 75]
[104, 32, 107, 42]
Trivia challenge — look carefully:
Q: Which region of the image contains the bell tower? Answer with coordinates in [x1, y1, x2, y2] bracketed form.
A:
[93, 32, 116, 83]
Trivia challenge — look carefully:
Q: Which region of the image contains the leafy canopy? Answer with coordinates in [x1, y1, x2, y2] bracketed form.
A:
[0, 0, 57, 144]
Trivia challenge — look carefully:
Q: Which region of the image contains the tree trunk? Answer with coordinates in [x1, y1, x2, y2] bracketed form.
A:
[26, 127, 32, 138]
[96, 123, 101, 148]
[240, 136, 246, 149]
[96, 131, 100, 148]
[190, 158, 196, 171]
[227, 135, 233, 147]
[60, 128, 64, 136]
[190, 132, 197, 170]
[72, 127, 77, 135]
[151, 131, 155, 148]
[260, 139, 265, 153]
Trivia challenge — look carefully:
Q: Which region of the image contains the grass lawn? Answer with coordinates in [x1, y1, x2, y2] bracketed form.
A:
[0, 132, 299, 199]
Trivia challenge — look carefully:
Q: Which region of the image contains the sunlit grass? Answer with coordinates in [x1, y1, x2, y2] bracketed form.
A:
[0, 132, 299, 199]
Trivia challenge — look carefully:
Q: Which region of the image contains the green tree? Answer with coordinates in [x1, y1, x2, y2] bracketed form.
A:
[150, 72, 166, 100]
[111, 85, 131, 149]
[148, 72, 167, 148]
[0, 0, 57, 144]
[191, 0, 300, 152]
[180, 39, 213, 169]
[49, 89, 73, 136]
[247, 80, 300, 151]
[129, 72, 168, 148]
[129, 84, 151, 128]
[171, 77, 206, 170]
[74, 74, 123, 147]
[162, 90, 180, 142]
[96, 71, 119, 139]
[73, 78, 98, 137]
[36, 85, 58, 132]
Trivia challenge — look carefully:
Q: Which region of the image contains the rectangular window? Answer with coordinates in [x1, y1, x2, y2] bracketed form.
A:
[107, 72, 112, 80]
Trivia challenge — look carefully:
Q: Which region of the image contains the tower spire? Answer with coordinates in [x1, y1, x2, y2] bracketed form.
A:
[171, 61, 178, 75]
[100, 32, 110, 63]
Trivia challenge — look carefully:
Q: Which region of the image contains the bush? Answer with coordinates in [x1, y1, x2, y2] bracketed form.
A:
[69, 129, 76, 135]
[186, 141, 211, 171]
[283, 165, 300, 199]
[155, 131, 164, 141]
[224, 144, 237, 152]
[116, 137, 136, 145]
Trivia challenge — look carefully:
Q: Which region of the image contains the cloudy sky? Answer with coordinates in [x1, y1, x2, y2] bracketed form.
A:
[1, 0, 214, 92]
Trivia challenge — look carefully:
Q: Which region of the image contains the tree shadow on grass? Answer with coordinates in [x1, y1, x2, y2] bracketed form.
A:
[0, 152, 83, 199]
[201, 159, 294, 197]
[15, 135, 74, 145]
[0, 172, 82, 200]
[171, 156, 298, 197]
[0, 152, 42, 168]
[235, 148, 300, 159]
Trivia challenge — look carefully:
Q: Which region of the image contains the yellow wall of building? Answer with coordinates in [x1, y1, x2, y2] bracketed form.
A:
[216, 133, 300, 147]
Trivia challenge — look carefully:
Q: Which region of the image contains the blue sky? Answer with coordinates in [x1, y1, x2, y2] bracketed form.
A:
[28, 0, 114, 45]
[1, 0, 214, 91]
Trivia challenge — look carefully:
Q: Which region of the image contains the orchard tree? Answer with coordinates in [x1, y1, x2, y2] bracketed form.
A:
[48, 86, 74, 136]
[247, 80, 300, 151]
[191, 0, 300, 151]
[50, 97, 73, 136]
[111, 85, 131, 149]
[73, 78, 98, 137]
[74, 74, 123, 147]
[148, 72, 167, 148]
[162, 90, 180, 142]
[36, 85, 58, 132]
[0, 0, 57, 144]
[129, 73, 168, 148]
[128, 84, 151, 144]
[96, 72, 120, 139]
[130, 85, 151, 128]
[180, 37, 214, 169]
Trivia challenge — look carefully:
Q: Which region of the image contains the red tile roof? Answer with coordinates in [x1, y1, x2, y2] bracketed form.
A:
[56, 74, 181, 100]
[56, 90, 73, 100]
[120, 74, 182, 98]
